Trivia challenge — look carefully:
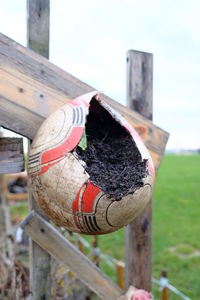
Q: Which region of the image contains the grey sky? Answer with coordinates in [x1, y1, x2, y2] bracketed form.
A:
[0, 0, 199, 150]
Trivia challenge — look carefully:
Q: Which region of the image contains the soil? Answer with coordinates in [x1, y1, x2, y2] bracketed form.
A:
[75, 99, 148, 201]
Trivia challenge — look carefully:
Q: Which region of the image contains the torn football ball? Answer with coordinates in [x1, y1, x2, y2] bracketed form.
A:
[28, 91, 155, 234]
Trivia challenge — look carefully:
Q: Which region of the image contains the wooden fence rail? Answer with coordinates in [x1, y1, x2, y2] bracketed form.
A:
[21, 211, 122, 300]
[0, 33, 169, 171]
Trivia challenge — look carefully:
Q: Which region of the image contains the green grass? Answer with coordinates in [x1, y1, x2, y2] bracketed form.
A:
[169, 243, 196, 255]
[11, 154, 200, 299]
[85, 154, 200, 299]
[152, 154, 200, 299]
[9, 201, 28, 219]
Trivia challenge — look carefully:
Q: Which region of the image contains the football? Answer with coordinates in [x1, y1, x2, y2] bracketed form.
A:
[28, 91, 155, 234]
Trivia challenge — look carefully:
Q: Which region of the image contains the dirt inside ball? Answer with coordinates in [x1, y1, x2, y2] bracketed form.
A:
[28, 91, 155, 234]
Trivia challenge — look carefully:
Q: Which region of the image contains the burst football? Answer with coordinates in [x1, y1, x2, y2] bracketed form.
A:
[28, 91, 155, 234]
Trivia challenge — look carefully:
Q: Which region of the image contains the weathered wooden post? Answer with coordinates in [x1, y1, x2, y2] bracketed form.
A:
[0, 132, 3, 254]
[27, 1, 51, 299]
[125, 50, 153, 291]
[0, 175, 5, 257]
[0, 133, 24, 288]
[92, 236, 100, 267]
[77, 235, 84, 253]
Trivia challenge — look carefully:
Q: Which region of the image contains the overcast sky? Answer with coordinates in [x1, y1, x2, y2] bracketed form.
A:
[0, 0, 200, 150]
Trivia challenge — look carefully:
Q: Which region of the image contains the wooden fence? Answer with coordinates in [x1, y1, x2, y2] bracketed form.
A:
[0, 0, 169, 298]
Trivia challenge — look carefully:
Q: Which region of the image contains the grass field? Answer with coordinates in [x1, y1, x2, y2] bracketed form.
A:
[152, 154, 200, 299]
[10, 154, 200, 299]
[84, 154, 200, 299]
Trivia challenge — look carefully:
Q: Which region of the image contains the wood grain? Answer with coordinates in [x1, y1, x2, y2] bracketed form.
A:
[1, 195, 14, 258]
[27, 0, 50, 57]
[126, 50, 153, 120]
[27, 1, 51, 300]
[0, 176, 6, 257]
[125, 50, 155, 292]
[0, 138, 24, 174]
[0, 33, 168, 171]
[21, 211, 122, 300]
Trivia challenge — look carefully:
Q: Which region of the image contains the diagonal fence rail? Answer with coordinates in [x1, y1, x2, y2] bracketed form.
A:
[21, 211, 122, 300]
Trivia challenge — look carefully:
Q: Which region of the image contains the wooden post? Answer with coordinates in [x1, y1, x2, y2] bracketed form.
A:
[117, 261, 125, 290]
[0, 175, 6, 257]
[1, 195, 14, 259]
[0, 130, 5, 257]
[27, 1, 51, 299]
[92, 236, 100, 267]
[161, 270, 168, 300]
[125, 50, 153, 291]
[77, 236, 84, 253]
[0, 138, 24, 174]
[27, 0, 50, 57]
